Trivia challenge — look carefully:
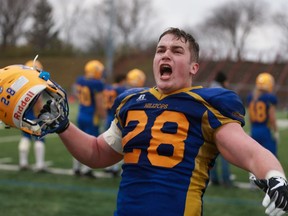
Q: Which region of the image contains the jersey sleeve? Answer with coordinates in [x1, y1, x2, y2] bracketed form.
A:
[268, 93, 277, 106]
[207, 88, 246, 127]
[92, 79, 105, 92]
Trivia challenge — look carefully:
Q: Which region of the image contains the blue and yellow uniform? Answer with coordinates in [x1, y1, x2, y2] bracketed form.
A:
[75, 76, 105, 135]
[103, 84, 127, 130]
[111, 86, 245, 216]
[247, 92, 278, 155]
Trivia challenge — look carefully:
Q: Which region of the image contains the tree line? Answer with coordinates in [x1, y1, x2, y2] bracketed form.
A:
[1, 0, 288, 63]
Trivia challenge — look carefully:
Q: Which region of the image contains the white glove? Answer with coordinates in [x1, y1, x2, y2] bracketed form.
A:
[250, 175, 288, 216]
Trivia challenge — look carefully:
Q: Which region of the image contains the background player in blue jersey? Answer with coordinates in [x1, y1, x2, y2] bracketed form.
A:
[18, 59, 47, 172]
[38, 27, 288, 216]
[247, 72, 278, 156]
[103, 73, 127, 131]
[73, 60, 106, 178]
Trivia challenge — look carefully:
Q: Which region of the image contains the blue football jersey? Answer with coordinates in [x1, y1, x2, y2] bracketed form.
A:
[104, 83, 127, 129]
[247, 92, 278, 155]
[112, 86, 245, 216]
[75, 76, 104, 135]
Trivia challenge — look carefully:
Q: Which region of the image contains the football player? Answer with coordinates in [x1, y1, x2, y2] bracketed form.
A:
[247, 72, 278, 156]
[1, 28, 288, 216]
[73, 60, 106, 178]
[103, 73, 127, 130]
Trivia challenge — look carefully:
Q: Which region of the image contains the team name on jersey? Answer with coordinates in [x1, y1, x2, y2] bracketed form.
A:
[14, 91, 35, 120]
[144, 103, 168, 109]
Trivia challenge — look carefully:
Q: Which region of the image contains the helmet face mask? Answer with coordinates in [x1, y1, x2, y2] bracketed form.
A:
[0, 65, 69, 137]
[256, 72, 274, 93]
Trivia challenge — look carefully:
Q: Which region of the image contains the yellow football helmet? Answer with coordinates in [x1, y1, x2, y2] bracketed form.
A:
[256, 72, 275, 93]
[25, 59, 43, 70]
[0, 65, 69, 137]
[84, 60, 104, 79]
[127, 68, 146, 87]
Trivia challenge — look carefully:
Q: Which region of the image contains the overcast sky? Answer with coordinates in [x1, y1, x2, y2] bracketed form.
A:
[48, 0, 288, 60]
[152, 0, 288, 53]
[152, 0, 288, 29]
[153, 0, 231, 29]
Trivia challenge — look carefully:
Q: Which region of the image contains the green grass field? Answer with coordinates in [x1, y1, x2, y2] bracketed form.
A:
[0, 103, 288, 216]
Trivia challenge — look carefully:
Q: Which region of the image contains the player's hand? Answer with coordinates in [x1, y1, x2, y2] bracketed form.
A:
[39, 99, 70, 134]
[250, 175, 288, 216]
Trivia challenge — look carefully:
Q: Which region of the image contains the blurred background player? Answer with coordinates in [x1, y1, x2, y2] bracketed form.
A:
[104, 68, 146, 177]
[209, 71, 233, 187]
[126, 68, 146, 88]
[18, 59, 47, 172]
[103, 73, 127, 130]
[247, 72, 278, 156]
[73, 60, 106, 178]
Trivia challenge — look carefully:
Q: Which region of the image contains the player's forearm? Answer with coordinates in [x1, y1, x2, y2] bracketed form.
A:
[216, 123, 285, 179]
[249, 147, 285, 179]
[58, 122, 99, 167]
[58, 123, 122, 168]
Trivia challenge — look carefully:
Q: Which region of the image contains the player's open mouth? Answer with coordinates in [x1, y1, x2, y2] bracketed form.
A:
[160, 64, 172, 78]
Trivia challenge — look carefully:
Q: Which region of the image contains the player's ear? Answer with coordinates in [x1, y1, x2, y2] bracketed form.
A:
[190, 62, 199, 76]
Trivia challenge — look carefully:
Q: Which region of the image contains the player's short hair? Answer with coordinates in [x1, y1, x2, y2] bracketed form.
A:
[158, 27, 200, 62]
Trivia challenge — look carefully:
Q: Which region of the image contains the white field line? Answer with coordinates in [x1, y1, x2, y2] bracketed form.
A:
[0, 159, 113, 178]
[277, 119, 288, 129]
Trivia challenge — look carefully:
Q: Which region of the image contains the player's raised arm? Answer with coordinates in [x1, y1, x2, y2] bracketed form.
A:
[215, 122, 288, 216]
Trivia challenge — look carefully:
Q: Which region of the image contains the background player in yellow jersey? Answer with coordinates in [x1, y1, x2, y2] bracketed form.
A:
[2, 28, 288, 216]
